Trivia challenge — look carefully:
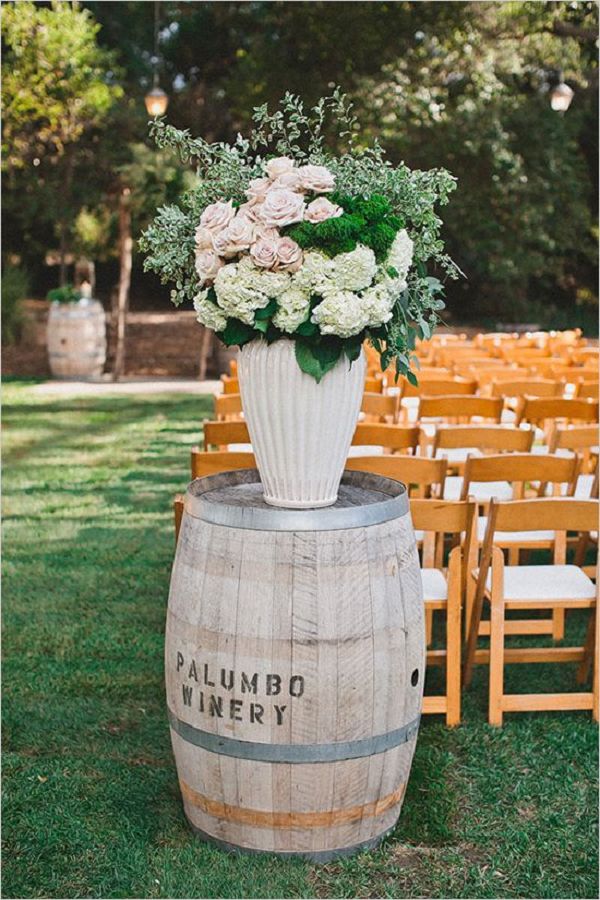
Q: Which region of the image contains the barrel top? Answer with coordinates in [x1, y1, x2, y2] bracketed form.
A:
[184, 469, 409, 532]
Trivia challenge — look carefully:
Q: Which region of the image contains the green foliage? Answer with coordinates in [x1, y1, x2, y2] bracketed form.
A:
[2, 1, 122, 170]
[47, 284, 81, 304]
[287, 193, 402, 261]
[294, 336, 345, 383]
[353, 1, 598, 319]
[1, 266, 29, 345]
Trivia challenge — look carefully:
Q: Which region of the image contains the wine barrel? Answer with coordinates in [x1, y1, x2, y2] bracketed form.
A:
[47, 299, 106, 378]
[166, 469, 424, 860]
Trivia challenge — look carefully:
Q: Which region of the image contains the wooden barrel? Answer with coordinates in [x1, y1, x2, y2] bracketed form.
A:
[47, 299, 106, 378]
[166, 469, 424, 860]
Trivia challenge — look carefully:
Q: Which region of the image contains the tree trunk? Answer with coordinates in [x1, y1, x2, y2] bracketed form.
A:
[59, 224, 68, 287]
[198, 326, 214, 380]
[112, 187, 133, 382]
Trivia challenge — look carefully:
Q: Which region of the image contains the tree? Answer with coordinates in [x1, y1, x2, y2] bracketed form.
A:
[352, 1, 598, 326]
[2, 0, 123, 284]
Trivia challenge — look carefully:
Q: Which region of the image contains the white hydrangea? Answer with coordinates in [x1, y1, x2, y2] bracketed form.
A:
[362, 283, 395, 328]
[311, 290, 369, 338]
[214, 263, 270, 325]
[237, 255, 291, 298]
[272, 286, 311, 334]
[293, 250, 335, 294]
[386, 229, 414, 280]
[332, 244, 377, 292]
[193, 290, 228, 332]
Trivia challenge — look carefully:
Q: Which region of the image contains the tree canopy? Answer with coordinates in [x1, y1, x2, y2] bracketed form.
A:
[2, 0, 598, 327]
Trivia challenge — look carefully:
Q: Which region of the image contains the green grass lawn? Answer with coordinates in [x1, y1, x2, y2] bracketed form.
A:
[2, 381, 598, 899]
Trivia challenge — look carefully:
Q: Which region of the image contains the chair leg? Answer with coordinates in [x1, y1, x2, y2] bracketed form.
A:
[426, 608, 434, 647]
[577, 611, 596, 684]
[445, 548, 462, 726]
[508, 546, 519, 566]
[593, 610, 599, 724]
[174, 494, 184, 544]
[488, 547, 505, 727]
[552, 609, 565, 641]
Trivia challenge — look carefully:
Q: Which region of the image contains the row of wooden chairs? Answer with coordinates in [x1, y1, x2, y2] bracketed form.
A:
[214, 391, 599, 432]
[174, 471, 598, 726]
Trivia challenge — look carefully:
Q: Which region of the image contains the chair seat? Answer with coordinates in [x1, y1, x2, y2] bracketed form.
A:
[480, 564, 596, 601]
[228, 443, 253, 452]
[421, 568, 448, 601]
[477, 517, 554, 543]
[444, 476, 513, 502]
[347, 445, 385, 458]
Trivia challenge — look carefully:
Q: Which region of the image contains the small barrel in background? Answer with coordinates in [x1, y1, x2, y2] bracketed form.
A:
[47, 299, 106, 378]
[165, 469, 425, 860]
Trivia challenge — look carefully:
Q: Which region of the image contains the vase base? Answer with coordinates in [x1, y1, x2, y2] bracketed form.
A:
[262, 493, 338, 509]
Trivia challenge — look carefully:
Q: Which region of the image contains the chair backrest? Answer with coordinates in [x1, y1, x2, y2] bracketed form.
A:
[418, 395, 503, 424]
[190, 450, 256, 480]
[502, 347, 550, 363]
[473, 367, 530, 386]
[401, 377, 477, 399]
[220, 375, 240, 394]
[515, 396, 599, 428]
[361, 392, 399, 423]
[352, 423, 420, 453]
[489, 379, 563, 399]
[214, 393, 244, 420]
[460, 452, 579, 500]
[346, 455, 448, 498]
[548, 424, 599, 472]
[481, 497, 598, 567]
[576, 380, 599, 401]
[410, 498, 477, 572]
[203, 419, 250, 450]
[364, 375, 384, 394]
[433, 424, 534, 455]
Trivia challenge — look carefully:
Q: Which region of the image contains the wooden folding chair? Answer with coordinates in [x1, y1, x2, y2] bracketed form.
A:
[515, 396, 599, 446]
[488, 379, 564, 400]
[220, 375, 240, 394]
[460, 452, 580, 640]
[214, 393, 244, 421]
[411, 499, 477, 725]
[190, 450, 256, 480]
[350, 423, 420, 456]
[464, 497, 599, 725]
[346, 455, 448, 499]
[575, 380, 599, 401]
[418, 395, 503, 427]
[435, 424, 534, 484]
[361, 391, 400, 423]
[547, 424, 599, 497]
[364, 375, 384, 394]
[203, 420, 250, 450]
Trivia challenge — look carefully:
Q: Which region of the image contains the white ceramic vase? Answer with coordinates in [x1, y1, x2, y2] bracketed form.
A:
[238, 338, 365, 508]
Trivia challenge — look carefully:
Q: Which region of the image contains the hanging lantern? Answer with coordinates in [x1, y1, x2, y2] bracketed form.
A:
[550, 80, 574, 113]
[145, 83, 169, 117]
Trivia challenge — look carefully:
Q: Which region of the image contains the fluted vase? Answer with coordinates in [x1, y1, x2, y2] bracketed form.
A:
[238, 338, 365, 508]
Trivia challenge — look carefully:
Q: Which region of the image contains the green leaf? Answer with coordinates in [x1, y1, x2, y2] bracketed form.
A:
[254, 317, 269, 333]
[295, 319, 319, 337]
[344, 335, 364, 364]
[220, 318, 255, 347]
[406, 369, 419, 387]
[255, 298, 277, 321]
[294, 338, 343, 382]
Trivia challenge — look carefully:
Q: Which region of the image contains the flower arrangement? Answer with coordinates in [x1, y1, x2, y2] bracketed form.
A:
[141, 90, 459, 382]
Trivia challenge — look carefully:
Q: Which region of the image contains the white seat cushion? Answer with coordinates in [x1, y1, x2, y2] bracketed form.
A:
[477, 517, 554, 543]
[484, 565, 596, 601]
[228, 443, 253, 453]
[347, 445, 385, 458]
[444, 476, 513, 502]
[420, 568, 448, 601]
